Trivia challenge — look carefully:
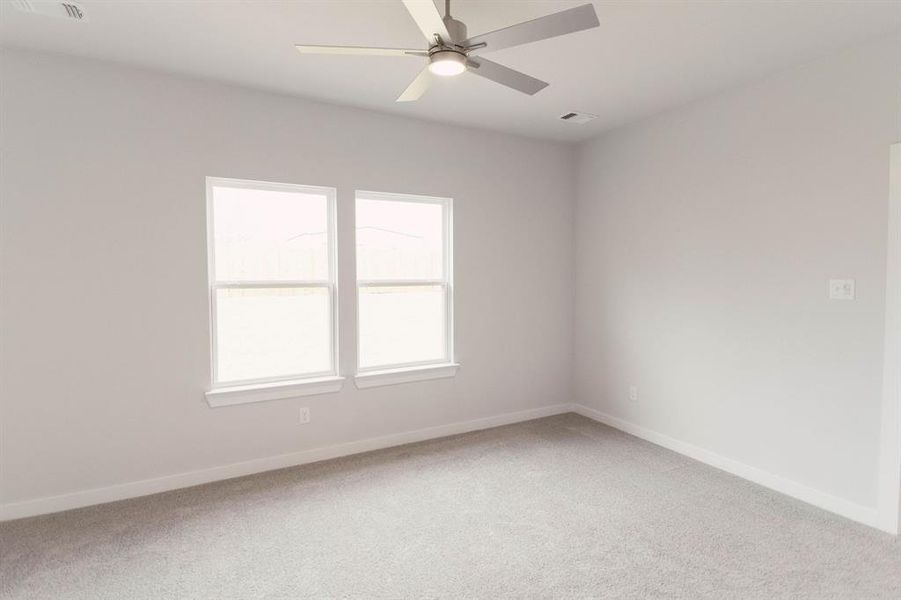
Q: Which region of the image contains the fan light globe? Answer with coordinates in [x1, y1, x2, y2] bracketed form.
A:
[428, 51, 466, 77]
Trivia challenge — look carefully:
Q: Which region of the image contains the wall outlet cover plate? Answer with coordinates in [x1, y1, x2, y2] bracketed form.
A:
[828, 279, 855, 300]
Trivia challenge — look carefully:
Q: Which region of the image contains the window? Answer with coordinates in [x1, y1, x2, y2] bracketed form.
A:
[355, 191, 455, 384]
[205, 178, 341, 404]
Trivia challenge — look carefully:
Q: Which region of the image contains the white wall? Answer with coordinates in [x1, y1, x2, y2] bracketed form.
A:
[0, 49, 575, 508]
[5, 33, 899, 528]
[575, 34, 901, 517]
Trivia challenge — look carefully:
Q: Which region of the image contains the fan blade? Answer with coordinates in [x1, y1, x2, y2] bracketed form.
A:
[463, 4, 599, 55]
[401, 0, 453, 45]
[296, 45, 426, 57]
[466, 57, 548, 95]
[396, 67, 433, 102]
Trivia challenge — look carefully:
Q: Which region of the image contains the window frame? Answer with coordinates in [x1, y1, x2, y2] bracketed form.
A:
[354, 190, 455, 375]
[206, 176, 340, 391]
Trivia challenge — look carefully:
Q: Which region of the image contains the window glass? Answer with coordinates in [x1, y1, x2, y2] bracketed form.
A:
[356, 198, 443, 281]
[213, 185, 329, 282]
[215, 287, 331, 383]
[358, 285, 445, 368]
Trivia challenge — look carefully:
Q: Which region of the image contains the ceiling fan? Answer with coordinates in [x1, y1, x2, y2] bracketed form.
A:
[295, 0, 600, 102]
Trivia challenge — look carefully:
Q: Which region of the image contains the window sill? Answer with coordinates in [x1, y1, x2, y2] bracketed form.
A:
[354, 363, 460, 389]
[205, 376, 345, 407]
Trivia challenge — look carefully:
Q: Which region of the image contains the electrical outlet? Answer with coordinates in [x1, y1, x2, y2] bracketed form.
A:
[299, 407, 310, 424]
[828, 279, 855, 300]
[628, 385, 639, 402]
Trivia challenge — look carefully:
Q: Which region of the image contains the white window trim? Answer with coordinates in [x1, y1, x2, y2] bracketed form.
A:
[354, 363, 459, 389]
[205, 376, 345, 407]
[354, 190, 456, 386]
[205, 177, 342, 406]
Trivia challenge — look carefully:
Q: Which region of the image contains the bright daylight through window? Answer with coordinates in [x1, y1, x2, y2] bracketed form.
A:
[207, 178, 337, 387]
[356, 191, 453, 372]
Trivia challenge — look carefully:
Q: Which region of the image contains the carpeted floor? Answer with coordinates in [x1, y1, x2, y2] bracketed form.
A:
[2, 413, 900, 599]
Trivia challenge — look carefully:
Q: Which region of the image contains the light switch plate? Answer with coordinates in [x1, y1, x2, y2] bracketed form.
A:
[828, 279, 855, 300]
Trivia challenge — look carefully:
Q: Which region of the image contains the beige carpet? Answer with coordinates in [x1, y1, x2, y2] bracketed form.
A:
[2, 413, 900, 599]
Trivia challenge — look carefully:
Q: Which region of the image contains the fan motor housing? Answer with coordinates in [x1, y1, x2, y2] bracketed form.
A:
[443, 17, 467, 47]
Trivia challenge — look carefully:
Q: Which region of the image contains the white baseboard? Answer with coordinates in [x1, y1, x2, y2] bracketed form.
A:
[0, 403, 572, 522]
[571, 404, 886, 533]
[5, 403, 887, 533]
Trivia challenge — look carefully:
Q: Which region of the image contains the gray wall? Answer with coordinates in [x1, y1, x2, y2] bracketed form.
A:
[574, 34, 901, 509]
[0, 50, 575, 504]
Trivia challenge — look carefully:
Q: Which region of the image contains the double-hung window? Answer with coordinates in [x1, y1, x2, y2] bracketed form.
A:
[355, 191, 455, 386]
[205, 178, 341, 405]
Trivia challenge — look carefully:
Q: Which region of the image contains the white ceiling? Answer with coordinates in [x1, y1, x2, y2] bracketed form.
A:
[2, 0, 900, 142]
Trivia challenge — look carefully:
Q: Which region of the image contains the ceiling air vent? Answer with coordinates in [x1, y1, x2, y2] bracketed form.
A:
[12, 0, 87, 21]
[559, 111, 597, 125]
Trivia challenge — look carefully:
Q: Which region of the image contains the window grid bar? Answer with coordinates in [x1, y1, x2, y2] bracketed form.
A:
[357, 280, 445, 288]
[212, 281, 331, 289]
